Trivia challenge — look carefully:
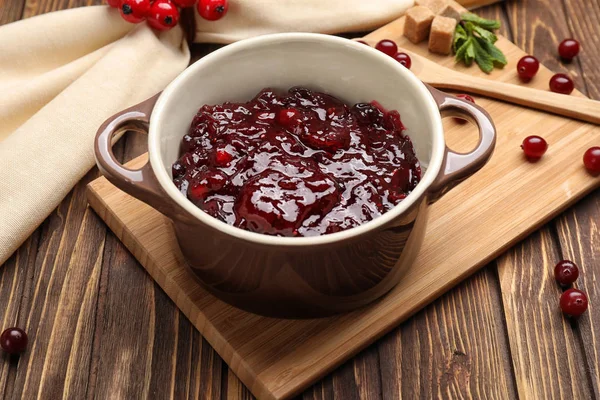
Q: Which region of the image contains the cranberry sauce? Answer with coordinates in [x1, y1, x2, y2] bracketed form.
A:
[172, 87, 421, 237]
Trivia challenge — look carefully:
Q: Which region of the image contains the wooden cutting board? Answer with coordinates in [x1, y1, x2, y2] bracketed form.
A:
[87, 9, 600, 400]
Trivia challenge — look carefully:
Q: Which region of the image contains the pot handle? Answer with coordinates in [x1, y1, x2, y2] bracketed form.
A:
[94, 93, 177, 218]
[426, 85, 496, 203]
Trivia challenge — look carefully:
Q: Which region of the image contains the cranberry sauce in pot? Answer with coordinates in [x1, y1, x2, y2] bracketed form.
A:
[171, 87, 421, 237]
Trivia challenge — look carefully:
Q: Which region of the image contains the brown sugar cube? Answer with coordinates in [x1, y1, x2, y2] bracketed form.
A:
[439, 2, 463, 22]
[415, 0, 448, 14]
[404, 6, 435, 44]
[429, 16, 457, 55]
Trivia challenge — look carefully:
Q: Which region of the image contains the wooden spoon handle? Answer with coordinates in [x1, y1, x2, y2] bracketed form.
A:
[431, 75, 600, 125]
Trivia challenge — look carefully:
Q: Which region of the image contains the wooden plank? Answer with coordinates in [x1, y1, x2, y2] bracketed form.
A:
[497, 229, 594, 399]
[0, 0, 25, 24]
[556, 1, 600, 397]
[21, 0, 103, 18]
[385, 267, 517, 399]
[555, 191, 600, 398]
[7, 176, 107, 399]
[497, 0, 600, 398]
[0, 234, 40, 399]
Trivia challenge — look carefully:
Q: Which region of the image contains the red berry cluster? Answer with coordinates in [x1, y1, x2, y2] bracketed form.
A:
[107, 0, 228, 31]
[554, 260, 589, 318]
[516, 38, 581, 95]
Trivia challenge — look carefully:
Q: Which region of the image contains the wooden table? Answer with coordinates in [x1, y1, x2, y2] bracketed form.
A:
[1, 0, 599, 398]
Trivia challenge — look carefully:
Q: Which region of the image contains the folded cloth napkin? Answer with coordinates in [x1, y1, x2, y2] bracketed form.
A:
[0, 0, 492, 265]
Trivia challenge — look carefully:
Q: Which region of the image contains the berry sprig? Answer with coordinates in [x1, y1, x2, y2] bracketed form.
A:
[108, 0, 228, 31]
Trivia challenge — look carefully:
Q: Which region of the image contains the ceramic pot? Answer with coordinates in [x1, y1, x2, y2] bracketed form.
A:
[95, 33, 496, 318]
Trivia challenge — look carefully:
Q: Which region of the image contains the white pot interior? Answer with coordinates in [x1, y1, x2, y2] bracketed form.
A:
[149, 33, 445, 245]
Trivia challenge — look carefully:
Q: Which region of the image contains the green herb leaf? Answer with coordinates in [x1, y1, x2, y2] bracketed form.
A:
[453, 12, 506, 73]
[477, 37, 507, 67]
[472, 38, 493, 73]
[455, 36, 474, 65]
[473, 24, 497, 44]
[453, 24, 468, 53]
[461, 12, 501, 30]
[465, 38, 476, 65]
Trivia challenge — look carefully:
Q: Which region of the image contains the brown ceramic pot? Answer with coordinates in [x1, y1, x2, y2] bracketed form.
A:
[95, 33, 496, 318]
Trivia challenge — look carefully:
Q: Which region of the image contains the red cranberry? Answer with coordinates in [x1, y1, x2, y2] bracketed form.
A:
[560, 288, 588, 317]
[197, 0, 228, 21]
[549, 73, 574, 94]
[521, 135, 548, 161]
[278, 108, 301, 127]
[188, 170, 226, 201]
[0, 328, 28, 354]
[375, 39, 398, 57]
[583, 147, 600, 175]
[393, 52, 412, 69]
[516, 55, 539, 82]
[106, 0, 122, 8]
[172, 0, 196, 7]
[454, 94, 475, 124]
[559, 39, 580, 61]
[554, 260, 579, 286]
[147, 0, 179, 31]
[120, 0, 150, 23]
[215, 148, 233, 166]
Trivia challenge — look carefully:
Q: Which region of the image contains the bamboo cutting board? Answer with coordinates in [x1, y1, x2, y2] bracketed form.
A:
[87, 9, 600, 400]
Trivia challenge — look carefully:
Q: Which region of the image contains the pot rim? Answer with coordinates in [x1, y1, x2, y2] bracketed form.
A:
[148, 32, 445, 246]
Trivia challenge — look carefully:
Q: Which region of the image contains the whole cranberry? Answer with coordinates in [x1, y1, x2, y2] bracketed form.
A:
[393, 52, 412, 69]
[521, 135, 548, 161]
[583, 146, 600, 175]
[516, 55, 540, 82]
[549, 73, 574, 95]
[558, 39, 580, 61]
[554, 260, 579, 287]
[375, 39, 398, 57]
[147, 0, 180, 31]
[560, 288, 588, 317]
[0, 328, 28, 354]
[197, 0, 228, 21]
[454, 94, 475, 124]
[120, 0, 150, 23]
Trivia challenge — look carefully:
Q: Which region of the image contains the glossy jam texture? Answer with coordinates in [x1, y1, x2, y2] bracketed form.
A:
[172, 87, 421, 237]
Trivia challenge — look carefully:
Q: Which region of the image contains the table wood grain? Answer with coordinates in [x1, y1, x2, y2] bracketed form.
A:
[1, 0, 599, 399]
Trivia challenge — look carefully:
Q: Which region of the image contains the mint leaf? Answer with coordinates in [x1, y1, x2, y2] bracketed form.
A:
[465, 38, 476, 65]
[453, 24, 468, 53]
[477, 37, 507, 67]
[473, 25, 497, 44]
[461, 12, 501, 30]
[453, 12, 506, 73]
[455, 37, 473, 65]
[472, 38, 493, 73]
